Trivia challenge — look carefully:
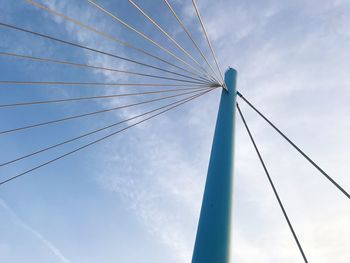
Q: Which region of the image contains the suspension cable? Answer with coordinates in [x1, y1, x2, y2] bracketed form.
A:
[236, 102, 308, 263]
[87, 0, 212, 81]
[191, 0, 224, 84]
[0, 88, 214, 135]
[163, 0, 221, 83]
[0, 22, 211, 84]
[0, 88, 217, 167]
[125, 0, 217, 83]
[0, 81, 218, 87]
[0, 89, 214, 186]
[26, 0, 213, 84]
[0, 52, 209, 84]
[237, 91, 350, 200]
[0, 87, 210, 108]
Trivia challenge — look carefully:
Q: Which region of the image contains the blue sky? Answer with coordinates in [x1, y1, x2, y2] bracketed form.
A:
[0, 0, 350, 262]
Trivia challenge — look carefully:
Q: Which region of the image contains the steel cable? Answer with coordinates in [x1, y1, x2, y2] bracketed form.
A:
[0, 88, 214, 135]
[0, 52, 210, 84]
[125, 0, 217, 83]
[0, 89, 214, 186]
[0, 22, 212, 84]
[0, 81, 217, 87]
[0, 88, 218, 167]
[26, 0, 213, 84]
[87, 0, 212, 81]
[237, 102, 308, 263]
[0, 87, 210, 108]
[192, 0, 224, 84]
[163, 0, 221, 83]
[237, 91, 350, 200]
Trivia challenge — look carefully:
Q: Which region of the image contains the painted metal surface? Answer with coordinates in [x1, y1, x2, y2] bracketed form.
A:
[192, 68, 237, 263]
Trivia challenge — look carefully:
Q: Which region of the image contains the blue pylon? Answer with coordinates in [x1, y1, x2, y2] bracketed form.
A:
[192, 68, 237, 263]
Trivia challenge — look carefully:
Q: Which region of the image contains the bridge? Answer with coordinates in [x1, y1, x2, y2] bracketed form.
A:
[0, 1, 349, 262]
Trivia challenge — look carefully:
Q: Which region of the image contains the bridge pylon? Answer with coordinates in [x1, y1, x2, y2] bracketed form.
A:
[192, 68, 237, 263]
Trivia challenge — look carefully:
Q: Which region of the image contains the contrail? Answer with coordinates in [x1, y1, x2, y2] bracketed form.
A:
[0, 199, 72, 263]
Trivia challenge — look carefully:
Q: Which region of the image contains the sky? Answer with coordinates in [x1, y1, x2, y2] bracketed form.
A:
[0, 0, 350, 262]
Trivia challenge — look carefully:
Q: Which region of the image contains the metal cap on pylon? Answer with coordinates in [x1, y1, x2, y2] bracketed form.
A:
[223, 67, 237, 93]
